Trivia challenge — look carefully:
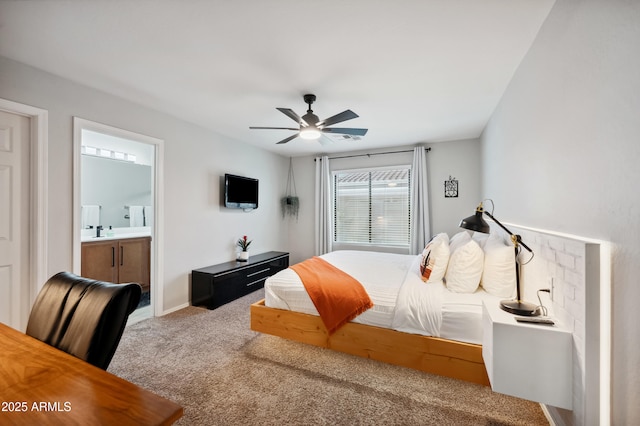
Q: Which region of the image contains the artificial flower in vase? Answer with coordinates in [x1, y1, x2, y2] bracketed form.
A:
[237, 235, 252, 261]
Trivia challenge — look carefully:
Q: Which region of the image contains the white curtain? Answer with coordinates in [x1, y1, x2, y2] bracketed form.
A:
[314, 155, 332, 255]
[410, 146, 430, 254]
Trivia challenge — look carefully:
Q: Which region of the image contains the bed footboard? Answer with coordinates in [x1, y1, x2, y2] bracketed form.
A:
[250, 299, 489, 386]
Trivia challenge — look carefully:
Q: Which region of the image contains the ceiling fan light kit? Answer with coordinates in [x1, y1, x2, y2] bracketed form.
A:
[250, 94, 368, 145]
[299, 127, 321, 140]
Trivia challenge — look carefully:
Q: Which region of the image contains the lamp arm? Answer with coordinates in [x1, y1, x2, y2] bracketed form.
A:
[483, 211, 533, 253]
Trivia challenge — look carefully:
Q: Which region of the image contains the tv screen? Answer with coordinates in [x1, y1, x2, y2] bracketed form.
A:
[224, 174, 258, 209]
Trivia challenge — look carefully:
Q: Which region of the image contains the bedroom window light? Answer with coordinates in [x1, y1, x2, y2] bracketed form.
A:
[333, 167, 411, 247]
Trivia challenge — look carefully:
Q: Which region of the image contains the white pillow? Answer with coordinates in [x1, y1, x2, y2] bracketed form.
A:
[472, 232, 490, 249]
[480, 237, 517, 298]
[420, 233, 450, 283]
[449, 231, 471, 254]
[444, 239, 484, 293]
[434, 232, 449, 244]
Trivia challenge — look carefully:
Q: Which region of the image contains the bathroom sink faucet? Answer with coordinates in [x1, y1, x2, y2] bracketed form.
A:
[96, 225, 103, 238]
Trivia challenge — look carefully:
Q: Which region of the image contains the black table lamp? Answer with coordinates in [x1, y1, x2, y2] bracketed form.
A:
[459, 201, 540, 316]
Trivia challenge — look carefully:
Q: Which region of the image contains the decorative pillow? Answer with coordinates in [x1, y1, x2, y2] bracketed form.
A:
[420, 233, 450, 283]
[444, 239, 484, 293]
[472, 232, 490, 249]
[449, 231, 471, 254]
[480, 237, 517, 298]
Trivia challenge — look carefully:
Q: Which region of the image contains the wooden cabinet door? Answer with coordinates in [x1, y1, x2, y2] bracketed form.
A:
[81, 240, 118, 283]
[118, 237, 150, 291]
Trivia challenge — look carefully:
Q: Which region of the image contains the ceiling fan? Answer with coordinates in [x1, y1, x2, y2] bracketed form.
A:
[250, 94, 368, 144]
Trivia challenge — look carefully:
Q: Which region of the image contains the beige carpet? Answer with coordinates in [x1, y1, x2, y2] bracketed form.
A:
[109, 289, 549, 425]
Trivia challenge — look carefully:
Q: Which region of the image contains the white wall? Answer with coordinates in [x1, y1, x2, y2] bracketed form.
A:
[287, 140, 482, 263]
[0, 56, 290, 313]
[286, 156, 315, 264]
[481, 0, 640, 424]
[427, 139, 483, 237]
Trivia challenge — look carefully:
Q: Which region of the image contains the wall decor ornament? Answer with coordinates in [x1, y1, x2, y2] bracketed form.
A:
[281, 158, 300, 220]
[445, 175, 458, 198]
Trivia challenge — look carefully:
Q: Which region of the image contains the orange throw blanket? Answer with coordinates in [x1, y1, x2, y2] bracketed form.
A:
[289, 256, 374, 335]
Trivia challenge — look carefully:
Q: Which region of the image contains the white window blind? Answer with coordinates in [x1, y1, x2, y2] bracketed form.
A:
[333, 167, 411, 246]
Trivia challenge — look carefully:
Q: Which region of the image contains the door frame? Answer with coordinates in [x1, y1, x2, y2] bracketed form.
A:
[0, 98, 48, 328]
[72, 118, 165, 317]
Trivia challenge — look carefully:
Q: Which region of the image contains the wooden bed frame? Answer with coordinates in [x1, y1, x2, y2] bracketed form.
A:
[250, 299, 490, 386]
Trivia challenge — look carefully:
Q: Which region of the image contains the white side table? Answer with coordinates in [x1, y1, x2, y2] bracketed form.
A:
[482, 300, 573, 410]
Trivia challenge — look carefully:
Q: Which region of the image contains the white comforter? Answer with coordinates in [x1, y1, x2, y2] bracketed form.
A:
[390, 255, 443, 337]
[265, 250, 499, 344]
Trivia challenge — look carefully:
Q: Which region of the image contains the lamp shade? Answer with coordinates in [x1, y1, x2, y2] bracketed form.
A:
[459, 209, 490, 234]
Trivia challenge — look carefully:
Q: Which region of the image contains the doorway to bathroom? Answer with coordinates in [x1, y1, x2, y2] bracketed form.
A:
[72, 118, 164, 323]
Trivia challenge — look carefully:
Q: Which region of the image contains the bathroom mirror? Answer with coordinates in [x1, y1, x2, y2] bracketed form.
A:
[81, 155, 152, 228]
[80, 130, 154, 229]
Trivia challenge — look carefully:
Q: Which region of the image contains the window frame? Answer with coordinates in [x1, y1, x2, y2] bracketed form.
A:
[331, 165, 412, 254]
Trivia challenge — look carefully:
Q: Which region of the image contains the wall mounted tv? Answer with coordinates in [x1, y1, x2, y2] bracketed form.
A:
[224, 174, 259, 210]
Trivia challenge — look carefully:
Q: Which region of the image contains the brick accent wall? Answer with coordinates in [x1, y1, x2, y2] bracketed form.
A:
[491, 224, 607, 426]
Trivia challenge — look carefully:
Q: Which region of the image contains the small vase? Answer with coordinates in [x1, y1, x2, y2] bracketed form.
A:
[238, 251, 249, 262]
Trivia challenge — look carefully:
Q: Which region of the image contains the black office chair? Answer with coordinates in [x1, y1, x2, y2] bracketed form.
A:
[26, 272, 142, 370]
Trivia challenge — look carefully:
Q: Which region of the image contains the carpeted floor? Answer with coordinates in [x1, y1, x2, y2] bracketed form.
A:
[109, 289, 549, 425]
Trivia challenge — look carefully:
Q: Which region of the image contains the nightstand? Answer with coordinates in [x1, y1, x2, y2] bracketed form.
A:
[482, 300, 573, 410]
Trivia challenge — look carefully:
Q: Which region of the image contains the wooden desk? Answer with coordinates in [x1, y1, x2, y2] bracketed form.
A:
[0, 322, 182, 425]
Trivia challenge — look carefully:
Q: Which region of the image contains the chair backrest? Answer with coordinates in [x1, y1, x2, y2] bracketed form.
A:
[26, 272, 142, 370]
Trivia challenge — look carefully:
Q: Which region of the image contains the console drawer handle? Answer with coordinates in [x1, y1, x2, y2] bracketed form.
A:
[246, 278, 266, 287]
[247, 268, 270, 278]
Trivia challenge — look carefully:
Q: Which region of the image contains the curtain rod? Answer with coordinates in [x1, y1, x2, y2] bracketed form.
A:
[315, 147, 431, 161]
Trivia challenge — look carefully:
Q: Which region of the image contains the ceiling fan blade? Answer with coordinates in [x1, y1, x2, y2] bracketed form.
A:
[322, 127, 368, 136]
[317, 110, 358, 128]
[276, 108, 308, 126]
[249, 126, 299, 131]
[276, 134, 299, 145]
[318, 134, 334, 147]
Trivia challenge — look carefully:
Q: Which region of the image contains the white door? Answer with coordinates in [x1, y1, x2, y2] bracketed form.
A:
[0, 110, 30, 329]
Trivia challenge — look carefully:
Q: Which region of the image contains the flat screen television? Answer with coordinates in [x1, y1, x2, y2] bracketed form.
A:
[224, 174, 259, 210]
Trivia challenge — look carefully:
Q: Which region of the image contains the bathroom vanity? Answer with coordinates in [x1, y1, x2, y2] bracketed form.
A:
[81, 235, 151, 291]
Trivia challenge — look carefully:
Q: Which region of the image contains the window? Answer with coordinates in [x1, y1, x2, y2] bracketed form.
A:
[333, 167, 411, 247]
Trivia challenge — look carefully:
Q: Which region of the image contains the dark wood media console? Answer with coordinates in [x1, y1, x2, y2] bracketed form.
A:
[191, 251, 289, 309]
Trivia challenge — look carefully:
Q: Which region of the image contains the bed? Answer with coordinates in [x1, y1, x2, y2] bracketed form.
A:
[251, 234, 510, 386]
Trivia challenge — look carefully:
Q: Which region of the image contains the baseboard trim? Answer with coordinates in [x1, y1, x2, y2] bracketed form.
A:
[161, 302, 190, 316]
[541, 404, 570, 426]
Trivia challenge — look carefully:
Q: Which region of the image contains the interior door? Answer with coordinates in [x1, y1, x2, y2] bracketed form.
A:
[0, 110, 30, 329]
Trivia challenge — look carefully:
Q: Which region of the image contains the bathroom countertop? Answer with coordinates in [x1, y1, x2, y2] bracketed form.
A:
[81, 232, 151, 242]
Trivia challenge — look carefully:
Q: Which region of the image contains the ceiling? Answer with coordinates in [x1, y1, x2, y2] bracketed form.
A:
[0, 0, 554, 157]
